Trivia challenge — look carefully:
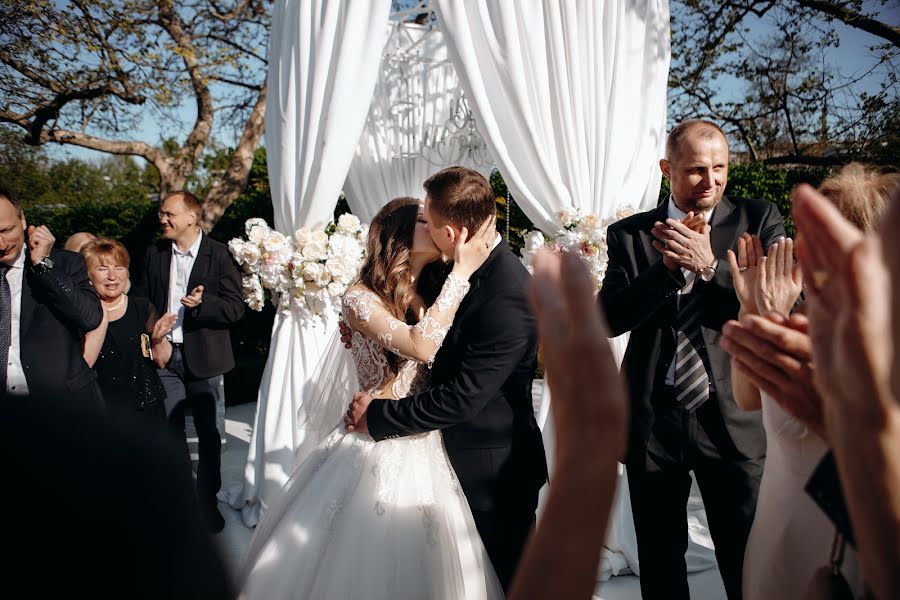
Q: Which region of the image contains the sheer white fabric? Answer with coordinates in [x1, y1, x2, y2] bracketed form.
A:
[239, 286, 502, 600]
[344, 22, 492, 221]
[222, 0, 392, 528]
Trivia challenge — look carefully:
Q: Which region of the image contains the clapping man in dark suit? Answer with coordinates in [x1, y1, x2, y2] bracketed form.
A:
[136, 190, 244, 533]
[0, 188, 102, 406]
[345, 167, 548, 590]
[599, 120, 786, 599]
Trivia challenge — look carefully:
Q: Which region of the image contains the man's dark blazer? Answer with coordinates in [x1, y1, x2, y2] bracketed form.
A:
[136, 234, 244, 380]
[600, 196, 785, 461]
[19, 248, 103, 407]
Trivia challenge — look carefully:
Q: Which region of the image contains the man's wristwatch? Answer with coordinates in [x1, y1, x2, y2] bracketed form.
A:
[698, 260, 717, 282]
[31, 256, 54, 275]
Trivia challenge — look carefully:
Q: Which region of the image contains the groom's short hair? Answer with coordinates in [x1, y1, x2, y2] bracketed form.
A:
[424, 167, 495, 233]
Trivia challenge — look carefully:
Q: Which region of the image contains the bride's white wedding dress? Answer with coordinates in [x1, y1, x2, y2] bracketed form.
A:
[239, 274, 503, 600]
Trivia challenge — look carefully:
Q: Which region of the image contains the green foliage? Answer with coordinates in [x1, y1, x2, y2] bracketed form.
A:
[727, 162, 830, 236]
[490, 169, 534, 257]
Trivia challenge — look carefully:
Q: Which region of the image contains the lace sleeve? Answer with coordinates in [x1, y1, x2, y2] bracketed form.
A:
[343, 273, 471, 366]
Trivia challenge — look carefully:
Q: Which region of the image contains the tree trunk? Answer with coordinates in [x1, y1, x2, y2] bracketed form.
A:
[200, 84, 268, 232]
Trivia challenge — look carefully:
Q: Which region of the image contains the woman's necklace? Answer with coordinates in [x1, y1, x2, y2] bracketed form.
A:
[104, 294, 126, 313]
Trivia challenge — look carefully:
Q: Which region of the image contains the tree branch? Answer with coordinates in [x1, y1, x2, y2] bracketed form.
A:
[157, 0, 214, 172]
[202, 33, 268, 64]
[39, 128, 166, 164]
[792, 0, 900, 48]
[209, 75, 263, 91]
[200, 82, 266, 231]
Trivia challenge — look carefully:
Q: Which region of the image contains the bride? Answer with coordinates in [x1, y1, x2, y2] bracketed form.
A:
[239, 197, 501, 599]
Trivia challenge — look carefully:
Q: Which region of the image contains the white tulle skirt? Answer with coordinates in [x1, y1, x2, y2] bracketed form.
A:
[238, 426, 504, 600]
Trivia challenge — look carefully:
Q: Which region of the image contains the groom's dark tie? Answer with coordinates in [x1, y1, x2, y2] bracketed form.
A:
[673, 291, 710, 412]
[0, 264, 10, 396]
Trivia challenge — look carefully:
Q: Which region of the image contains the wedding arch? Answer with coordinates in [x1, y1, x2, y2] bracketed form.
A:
[226, 0, 714, 586]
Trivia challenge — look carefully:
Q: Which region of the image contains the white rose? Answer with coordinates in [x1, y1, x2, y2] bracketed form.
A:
[336, 213, 361, 234]
[302, 262, 332, 287]
[555, 230, 580, 253]
[262, 231, 289, 253]
[241, 275, 265, 311]
[247, 226, 268, 245]
[311, 230, 329, 245]
[245, 218, 269, 236]
[294, 227, 313, 246]
[228, 238, 244, 259]
[237, 243, 261, 269]
[556, 207, 578, 229]
[325, 257, 355, 285]
[578, 214, 601, 233]
[328, 233, 363, 262]
[358, 223, 369, 240]
[302, 241, 327, 262]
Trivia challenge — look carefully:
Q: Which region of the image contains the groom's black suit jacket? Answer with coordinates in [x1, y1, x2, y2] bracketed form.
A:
[600, 196, 785, 462]
[367, 239, 549, 512]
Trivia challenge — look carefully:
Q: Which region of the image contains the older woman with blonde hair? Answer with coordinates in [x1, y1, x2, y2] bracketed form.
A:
[81, 238, 176, 420]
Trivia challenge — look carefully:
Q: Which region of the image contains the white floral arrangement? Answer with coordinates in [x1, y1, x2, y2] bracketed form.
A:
[228, 214, 368, 322]
[520, 206, 637, 291]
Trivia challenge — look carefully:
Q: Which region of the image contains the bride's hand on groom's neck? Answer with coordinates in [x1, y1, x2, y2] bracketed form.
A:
[451, 215, 496, 279]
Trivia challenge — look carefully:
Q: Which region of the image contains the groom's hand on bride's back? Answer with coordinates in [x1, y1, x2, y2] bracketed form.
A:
[344, 391, 373, 433]
[340, 320, 352, 349]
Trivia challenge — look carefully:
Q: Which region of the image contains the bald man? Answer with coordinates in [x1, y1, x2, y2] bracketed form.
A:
[599, 120, 786, 599]
[64, 232, 96, 253]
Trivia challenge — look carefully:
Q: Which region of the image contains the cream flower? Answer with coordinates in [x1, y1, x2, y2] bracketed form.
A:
[294, 227, 313, 246]
[336, 213, 361, 234]
[302, 241, 327, 262]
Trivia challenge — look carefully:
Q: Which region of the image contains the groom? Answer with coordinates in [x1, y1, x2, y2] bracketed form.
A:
[345, 166, 548, 590]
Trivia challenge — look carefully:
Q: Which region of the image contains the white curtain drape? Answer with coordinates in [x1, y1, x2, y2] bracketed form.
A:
[224, 0, 392, 528]
[432, 0, 669, 232]
[344, 22, 492, 222]
[434, 0, 717, 581]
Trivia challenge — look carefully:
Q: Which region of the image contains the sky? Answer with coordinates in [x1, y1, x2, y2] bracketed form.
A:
[46, 2, 899, 166]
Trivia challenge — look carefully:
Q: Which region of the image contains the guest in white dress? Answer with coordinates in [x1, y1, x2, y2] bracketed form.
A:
[725, 164, 894, 599]
[239, 198, 502, 599]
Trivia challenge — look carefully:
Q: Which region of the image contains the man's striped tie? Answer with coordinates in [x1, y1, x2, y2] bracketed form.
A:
[674, 292, 710, 412]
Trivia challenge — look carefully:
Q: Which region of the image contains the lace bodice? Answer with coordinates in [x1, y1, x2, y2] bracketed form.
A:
[342, 272, 471, 399]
